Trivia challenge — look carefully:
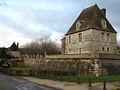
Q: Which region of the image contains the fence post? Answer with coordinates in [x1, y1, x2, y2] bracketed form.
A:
[30, 70, 32, 76]
[89, 79, 92, 90]
[103, 81, 106, 90]
[89, 79, 92, 87]
[77, 76, 80, 84]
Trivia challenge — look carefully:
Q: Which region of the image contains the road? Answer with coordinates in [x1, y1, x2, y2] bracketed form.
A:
[0, 74, 62, 90]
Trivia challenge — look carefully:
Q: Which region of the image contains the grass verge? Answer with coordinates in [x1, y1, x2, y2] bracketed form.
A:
[34, 75, 120, 83]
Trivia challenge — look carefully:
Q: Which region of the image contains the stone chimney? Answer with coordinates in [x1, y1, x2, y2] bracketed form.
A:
[101, 8, 106, 16]
[17, 43, 19, 47]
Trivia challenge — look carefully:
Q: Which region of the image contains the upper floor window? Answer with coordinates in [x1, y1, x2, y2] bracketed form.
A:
[79, 33, 82, 41]
[102, 47, 104, 52]
[101, 20, 107, 29]
[101, 33, 105, 41]
[107, 48, 110, 52]
[69, 36, 71, 43]
[76, 21, 81, 31]
[69, 48, 71, 52]
[106, 33, 110, 41]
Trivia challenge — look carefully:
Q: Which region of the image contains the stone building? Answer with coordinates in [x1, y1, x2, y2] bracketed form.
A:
[61, 4, 117, 54]
[46, 5, 120, 76]
[8, 42, 20, 58]
[0, 42, 20, 58]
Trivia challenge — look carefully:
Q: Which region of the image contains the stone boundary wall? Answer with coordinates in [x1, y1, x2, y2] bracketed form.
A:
[46, 54, 99, 59]
[100, 60, 120, 75]
[46, 53, 120, 60]
[23, 53, 120, 76]
[46, 53, 120, 76]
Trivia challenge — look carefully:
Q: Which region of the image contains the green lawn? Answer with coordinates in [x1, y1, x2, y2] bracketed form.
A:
[34, 75, 120, 83]
[2, 67, 120, 83]
[8, 68, 33, 76]
[2, 64, 9, 67]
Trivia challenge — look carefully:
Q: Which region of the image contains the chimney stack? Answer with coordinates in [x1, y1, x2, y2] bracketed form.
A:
[101, 8, 106, 17]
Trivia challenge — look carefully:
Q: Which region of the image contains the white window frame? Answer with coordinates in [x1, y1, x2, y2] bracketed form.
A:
[101, 20, 107, 29]
[76, 21, 81, 31]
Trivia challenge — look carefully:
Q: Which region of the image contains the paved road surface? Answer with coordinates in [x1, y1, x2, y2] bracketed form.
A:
[0, 74, 62, 90]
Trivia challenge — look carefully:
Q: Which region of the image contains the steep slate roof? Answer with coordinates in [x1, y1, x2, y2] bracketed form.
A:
[66, 4, 116, 35]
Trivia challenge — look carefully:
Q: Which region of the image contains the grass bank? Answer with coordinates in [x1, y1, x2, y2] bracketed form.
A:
[1, 68, 120, 83]
[34, 74, 120, 83]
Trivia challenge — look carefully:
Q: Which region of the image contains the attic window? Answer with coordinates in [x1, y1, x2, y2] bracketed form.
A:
[76, 21, 81, 31]
[101, 20, 107, 29]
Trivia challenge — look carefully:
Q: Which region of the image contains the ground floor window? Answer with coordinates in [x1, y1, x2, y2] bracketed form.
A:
[79, 48, 82, 53]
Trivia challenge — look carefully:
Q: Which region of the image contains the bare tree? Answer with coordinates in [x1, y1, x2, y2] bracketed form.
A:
[20, 36, 61, 56]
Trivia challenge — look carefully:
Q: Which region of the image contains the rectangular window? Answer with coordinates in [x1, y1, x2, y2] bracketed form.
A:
[106, 33, 110, 41]
[101, 33, 105, 41]
[79, 33, 82, 41]
[69, 36, 71, 43]
[69, 48, 71, 52]
[102, 47, 104, 52]
[107, 48, 110, 52]
[101, 20, 107, 29]
[79, 48, 82, 53]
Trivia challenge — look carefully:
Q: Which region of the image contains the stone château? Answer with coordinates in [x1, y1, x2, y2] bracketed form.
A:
[61, 4, 117, 54]
[46, 5, 120, 76]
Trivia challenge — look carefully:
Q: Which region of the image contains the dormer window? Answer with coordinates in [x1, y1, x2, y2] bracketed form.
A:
[76, 21, 81, 31]
[101, 20, 107, 29]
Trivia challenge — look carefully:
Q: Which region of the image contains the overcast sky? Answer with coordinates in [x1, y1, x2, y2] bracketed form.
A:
[0, 0, 120, 47]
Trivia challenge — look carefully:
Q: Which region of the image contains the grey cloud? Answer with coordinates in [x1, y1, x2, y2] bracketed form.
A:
[1, 0, 120, 46]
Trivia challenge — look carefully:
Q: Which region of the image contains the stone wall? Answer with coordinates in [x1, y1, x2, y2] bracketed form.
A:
[46, 53, 120, 76]
[64, 29, 117, 54]
[23, 53, 120, 76]
[100, 60, 120, 75]
[9, 51, 20, 58]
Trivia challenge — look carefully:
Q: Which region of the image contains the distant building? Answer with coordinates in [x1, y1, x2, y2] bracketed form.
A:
[61, 4, 117, 54]
[0, 42, 20, 58]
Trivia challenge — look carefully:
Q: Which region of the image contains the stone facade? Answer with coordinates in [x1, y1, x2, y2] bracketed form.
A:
[8, 51, 20, 58]
[65, 29, 117, 54]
